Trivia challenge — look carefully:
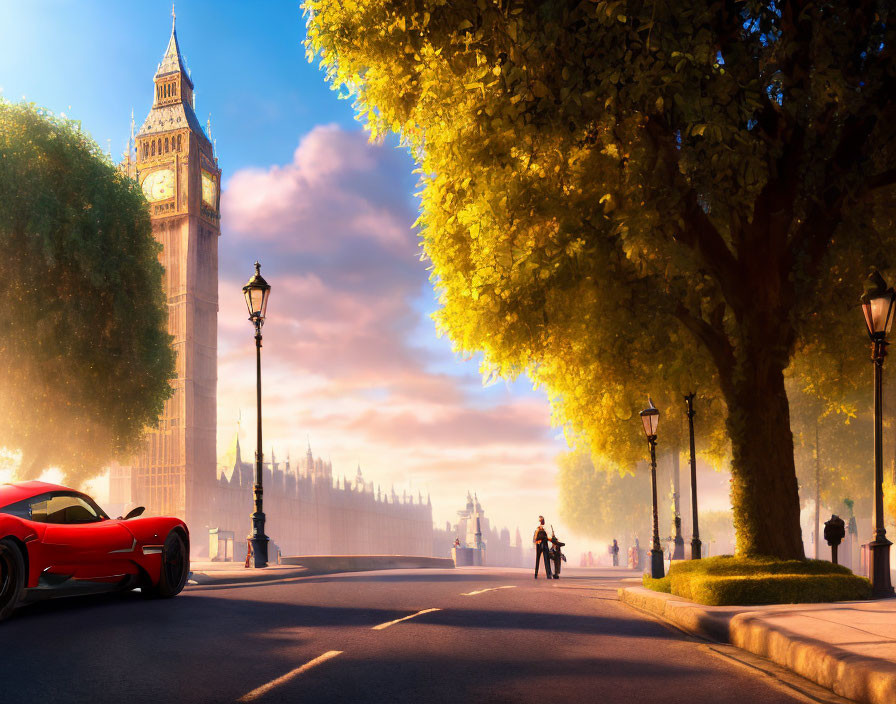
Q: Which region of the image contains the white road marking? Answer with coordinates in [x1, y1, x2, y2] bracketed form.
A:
[461, 586, 518, 596]
[237, 651, 343, 702]
[372, 608, 441, 630]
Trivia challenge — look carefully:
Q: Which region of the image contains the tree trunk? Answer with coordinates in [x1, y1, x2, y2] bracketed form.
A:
[724, 356, 805, 559]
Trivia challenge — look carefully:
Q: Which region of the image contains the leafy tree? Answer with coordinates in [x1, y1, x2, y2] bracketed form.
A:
[0, 102, 174, 483]
[885, 480, 896, 528]
[306, 0, 896, 558]
[557, 450, 652, 542]
[790, 385, 873, 543]
[700, 510, 736, 554]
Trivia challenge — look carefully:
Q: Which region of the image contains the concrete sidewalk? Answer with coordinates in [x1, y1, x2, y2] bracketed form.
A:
[619, 586, 896, 704]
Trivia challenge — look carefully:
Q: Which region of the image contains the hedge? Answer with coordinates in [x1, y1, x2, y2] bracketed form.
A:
[641, 555, 871, 606]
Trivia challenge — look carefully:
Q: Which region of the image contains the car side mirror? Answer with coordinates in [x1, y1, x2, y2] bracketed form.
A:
[123, 506, 145, 520]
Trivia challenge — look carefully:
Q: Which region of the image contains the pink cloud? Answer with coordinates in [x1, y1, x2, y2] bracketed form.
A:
[216, 125, 564, 535]
[345, 402, 551, 447]
[223, 125, 414, 252]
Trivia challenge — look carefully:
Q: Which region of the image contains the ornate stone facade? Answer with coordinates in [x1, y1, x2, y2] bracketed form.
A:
[212, 436, 433, 560]
[112, 15, 220, 532]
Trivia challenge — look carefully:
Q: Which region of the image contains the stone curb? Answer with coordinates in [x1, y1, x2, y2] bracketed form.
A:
[188, 566, 309, 586]
[618, 585, 733, 643]
[618, 586, 896, 704]
[731, 611, 896, 704]
[280, 555, 455, 572]
[188, 555, 455, 587]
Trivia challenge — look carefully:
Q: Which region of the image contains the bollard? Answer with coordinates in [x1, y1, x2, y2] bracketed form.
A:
[824, 515, 846, 565]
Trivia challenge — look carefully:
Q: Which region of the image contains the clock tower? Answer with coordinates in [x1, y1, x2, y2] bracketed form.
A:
[123, 13, 221, 533]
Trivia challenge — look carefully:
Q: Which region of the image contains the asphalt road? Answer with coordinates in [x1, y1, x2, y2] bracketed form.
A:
[0, 566, 826, 704]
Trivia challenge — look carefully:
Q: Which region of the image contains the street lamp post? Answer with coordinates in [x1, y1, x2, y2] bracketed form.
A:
[685, 393, 701, 560]
[243, 261, 272, 569]
[640, 399, 664, 579]
[860, 270, 895, 598]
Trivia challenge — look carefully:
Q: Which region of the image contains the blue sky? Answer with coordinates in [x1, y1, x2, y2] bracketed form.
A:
[0, 1, 353, 170]
[0, 1, 579, 538]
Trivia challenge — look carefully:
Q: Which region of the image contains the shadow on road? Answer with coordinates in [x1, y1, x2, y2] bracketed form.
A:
[0, 577, 797, 704]
[293, 652, 722, 704]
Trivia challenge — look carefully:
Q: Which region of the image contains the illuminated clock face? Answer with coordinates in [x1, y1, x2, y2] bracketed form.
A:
[142, 169, 175, 202]
[201, 169, 217, 207]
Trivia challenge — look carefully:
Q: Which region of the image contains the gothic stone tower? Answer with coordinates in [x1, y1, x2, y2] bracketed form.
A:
[127, 16, 220, 530]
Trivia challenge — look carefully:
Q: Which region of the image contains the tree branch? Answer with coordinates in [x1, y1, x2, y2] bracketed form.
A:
[673, 302, 735, 393]
[643, 116, 740, 302]
[857, 169, 896, 201]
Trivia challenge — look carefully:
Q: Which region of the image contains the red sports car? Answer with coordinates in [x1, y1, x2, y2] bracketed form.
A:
[0, 480, 190, 621]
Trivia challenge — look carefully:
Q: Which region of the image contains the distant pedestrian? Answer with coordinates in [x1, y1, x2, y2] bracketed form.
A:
[611, 539, 620, 567]
[587, 550, 594, 567]
[532, 515, 553, 579]
[549, 528, 565, 580]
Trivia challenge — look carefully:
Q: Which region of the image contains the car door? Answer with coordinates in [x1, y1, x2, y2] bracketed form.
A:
[37, 493, 136, 581]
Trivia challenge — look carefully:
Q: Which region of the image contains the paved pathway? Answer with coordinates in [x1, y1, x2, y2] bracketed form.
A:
[0, 566, 829, 703]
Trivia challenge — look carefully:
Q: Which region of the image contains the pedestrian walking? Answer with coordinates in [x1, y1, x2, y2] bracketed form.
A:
[611, 539, 620, 567]
[532, 515, 553, 579]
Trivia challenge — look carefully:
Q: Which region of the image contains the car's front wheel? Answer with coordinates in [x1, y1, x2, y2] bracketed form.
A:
[146, 530, 189, 598]
[0, 538, 25, 621]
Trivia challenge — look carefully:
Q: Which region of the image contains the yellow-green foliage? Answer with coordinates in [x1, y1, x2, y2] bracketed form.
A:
[885, 480, 896, 524]
[0, 102, 174, 483]
[642, 574, 671, 593]
[557, 450, 652, 540]
[789, 380, 873, 518]
[305, 0, 896, 559]
[643, 556, 871, 605]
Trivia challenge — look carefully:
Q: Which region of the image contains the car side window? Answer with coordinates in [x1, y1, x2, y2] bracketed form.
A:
[0, 492, 107, 523]
[0, 497, 34, 519]
[29, 498, 48, 522]
[41, 494, 102, 524]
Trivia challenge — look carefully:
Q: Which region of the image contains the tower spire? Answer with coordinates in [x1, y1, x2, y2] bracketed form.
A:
[207, 115, 216, 157]
[156, 6, 192, 88]
[122, 108, 136, 169]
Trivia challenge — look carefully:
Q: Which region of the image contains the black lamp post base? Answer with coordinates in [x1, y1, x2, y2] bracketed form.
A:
[690, 538, 702, 560]
[250, 535, 269, 568]
[650, 549, 665, 579]
[869, 537, 894, 599]
[249, 509, 269, 568]
[672, 536, 685, 560]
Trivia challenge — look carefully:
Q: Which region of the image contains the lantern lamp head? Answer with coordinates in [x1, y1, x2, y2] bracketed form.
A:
[861, 269, 896, 339]
[243, 261, 271, 326]
[639, 397, 660, 439]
